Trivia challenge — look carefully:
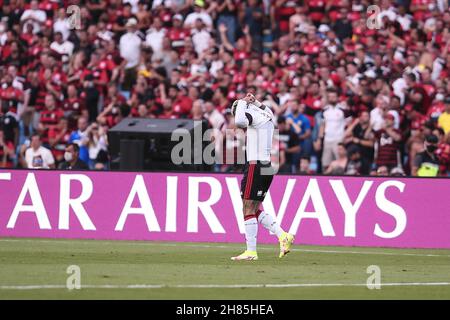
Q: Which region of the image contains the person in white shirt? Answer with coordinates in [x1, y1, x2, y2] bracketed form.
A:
[396, 5, 412, 31]
[207, 47, 224, 78]
[370, 94, 389, 131]
[230, 93, 294, 261]
[184, 1, 213, 30]
[191, 19, 212, 55]
[120, 18, 142, 69]
[25, 134, 55, 169]
[0, 22, 8, 46]
[20, 0, 47, 34]
[50, 32, 74, 58]
[319, 89, 346, 170]
[53, 8, 71, 41]
[119, 18, 142, 90]
[145, 16, 166, 57]
[377, 0, 397, 27]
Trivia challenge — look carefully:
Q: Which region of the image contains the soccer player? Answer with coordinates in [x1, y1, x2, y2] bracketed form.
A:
[230, 93, 295, 261]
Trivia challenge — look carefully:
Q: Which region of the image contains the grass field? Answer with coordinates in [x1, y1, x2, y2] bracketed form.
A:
[0, 238, 450, 299]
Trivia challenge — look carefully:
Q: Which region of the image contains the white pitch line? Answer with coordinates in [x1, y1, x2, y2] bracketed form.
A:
[2, 282, 450, 290]
[1, 238, 450, 258]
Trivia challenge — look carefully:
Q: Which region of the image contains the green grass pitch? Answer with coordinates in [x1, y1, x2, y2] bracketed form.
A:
[1, 238, 450, 299]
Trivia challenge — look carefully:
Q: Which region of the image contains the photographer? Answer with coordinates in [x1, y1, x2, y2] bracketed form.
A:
[412, 134, 440, 177]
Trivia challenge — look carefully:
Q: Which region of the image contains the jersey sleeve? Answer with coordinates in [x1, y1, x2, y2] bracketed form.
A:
[234, 99, 250, 128]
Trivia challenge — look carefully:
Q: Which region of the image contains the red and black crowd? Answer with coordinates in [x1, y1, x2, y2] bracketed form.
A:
[0, 0, 449, 176]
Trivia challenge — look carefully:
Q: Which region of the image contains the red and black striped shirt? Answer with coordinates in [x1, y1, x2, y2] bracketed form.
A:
[375, 129, 401, 167]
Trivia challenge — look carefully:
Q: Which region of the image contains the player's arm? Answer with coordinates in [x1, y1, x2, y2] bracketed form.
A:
[232, 99, 250, 128]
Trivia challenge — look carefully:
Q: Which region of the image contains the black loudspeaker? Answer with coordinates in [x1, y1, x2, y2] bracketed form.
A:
[108, 118, 212, 172]
[119, 139, 144, 170]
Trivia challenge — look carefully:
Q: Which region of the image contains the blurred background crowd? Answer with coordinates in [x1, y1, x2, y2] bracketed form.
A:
[0, 0, 449, 176]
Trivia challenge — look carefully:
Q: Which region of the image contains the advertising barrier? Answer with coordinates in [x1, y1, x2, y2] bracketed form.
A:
[0, 169, 449, 248]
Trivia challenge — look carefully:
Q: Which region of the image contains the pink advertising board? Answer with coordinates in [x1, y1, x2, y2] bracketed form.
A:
[0, 169, 449, 248]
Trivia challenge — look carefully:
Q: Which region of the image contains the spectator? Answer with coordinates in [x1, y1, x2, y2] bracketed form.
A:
[438, 96, 450, 134]
[48, 116, 70, 164]
[285, 99, 311, 164]
[319, 88, 346, 170]
[50, 31, 74, 60]
[37, 93, 64, 145]
[168, 14, 190, 53]
[324, 143, 348, 175]
[216, 0, 238, 45]
[298, 156, 313, 175]
[24, 133, 55, 169]
[0, 104, 18, 147]
[376, 165, 389, 176]
[184, 0, 213, 30]
[63, 83, 87, 119]
[145, 16, 166, 59]
[412, 134, 440, 177]
[53, 8, 70, 41]
[374, 113, 402, 171]
[20, 0, 46, 34]
[242, 0, 263, 53]
[345, 144, 363, 175]
[433, 127, 450, 176]
[333, 6, 352, 41]
[277, 115, 301, 173]
[370, 95, 388, 132]
[344, 110, 374, 174]
[69, 116, 90, 165]
[0, 22, 7, 46]
[191, 18, 212, 56]
[119, 18, 142, 92]
[58, 143, 89, 170]
[81, 74, 100, 123]
[0, 0, 449, 176]
[0, 128, 15, 167]
[87, 122, 108, 169]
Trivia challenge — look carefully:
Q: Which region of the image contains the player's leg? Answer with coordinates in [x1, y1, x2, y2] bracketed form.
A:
[255, 208, 283, 238]
[254, 162, 295, 258]
[231, 199, 260, 261]
[243, 199, 260, 251]
[231, 162, 260, 261]
[255, 206, 295, 258]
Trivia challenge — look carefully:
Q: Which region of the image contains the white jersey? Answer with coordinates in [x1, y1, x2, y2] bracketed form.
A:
[234, 100, 275, 162]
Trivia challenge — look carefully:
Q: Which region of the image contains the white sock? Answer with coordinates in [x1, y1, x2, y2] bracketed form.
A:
[244, 215, 258, 252]
[256, 210, 284, 238]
